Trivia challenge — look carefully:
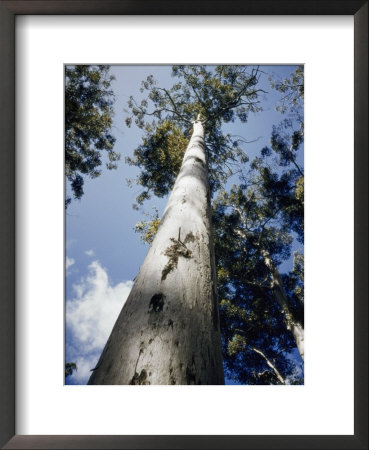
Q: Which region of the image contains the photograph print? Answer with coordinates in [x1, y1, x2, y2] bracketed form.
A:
[65, 65, 304, 385]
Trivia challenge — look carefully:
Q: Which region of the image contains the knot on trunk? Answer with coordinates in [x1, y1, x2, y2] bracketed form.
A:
[149, 293, 165, 313]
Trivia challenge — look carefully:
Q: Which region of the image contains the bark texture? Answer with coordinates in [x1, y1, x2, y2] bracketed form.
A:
[263, 251, 304, 361]
[88, 118, 224, 385]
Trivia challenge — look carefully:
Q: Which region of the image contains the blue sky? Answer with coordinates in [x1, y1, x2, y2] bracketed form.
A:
[65, 65, 303, 385]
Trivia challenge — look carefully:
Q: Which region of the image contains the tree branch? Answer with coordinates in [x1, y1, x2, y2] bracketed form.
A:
[251, 347, 285, 384]
[157, 87, 192, 124]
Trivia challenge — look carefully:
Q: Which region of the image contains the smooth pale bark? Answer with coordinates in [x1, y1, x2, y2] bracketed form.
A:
[88, 118, 224, 385]
[251, 347, 285, 384]
[262, 250, 304, 361]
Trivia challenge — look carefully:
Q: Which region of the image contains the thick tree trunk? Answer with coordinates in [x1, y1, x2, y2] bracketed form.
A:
[88, 118, 224, 385]
[262, 251, 304, 362]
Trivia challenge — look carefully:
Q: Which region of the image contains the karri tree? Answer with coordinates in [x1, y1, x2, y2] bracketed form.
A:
[88, 65, 264, 385]
[65, 65, 119, 207]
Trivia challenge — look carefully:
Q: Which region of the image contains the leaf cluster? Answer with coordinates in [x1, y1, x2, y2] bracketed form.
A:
[126, 120, 188, 205]
[214, 106, 304, 383]
[134, 207, 160, 244]
[65, 65, 119, 206]
[65, 362, 77, 378]
[269, 65, 304, 117]
[125, 65, 264, 204]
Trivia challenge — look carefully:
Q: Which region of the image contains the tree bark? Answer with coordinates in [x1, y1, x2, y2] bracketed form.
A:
[88, 118, 224, 385]
[262, 251, 304, 361]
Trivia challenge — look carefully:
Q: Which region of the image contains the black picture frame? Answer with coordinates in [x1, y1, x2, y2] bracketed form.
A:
[0, 1, 367, 449]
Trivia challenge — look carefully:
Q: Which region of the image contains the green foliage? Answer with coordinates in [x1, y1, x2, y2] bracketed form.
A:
[126, 120, 188, 205]
[267, 66, 304, 241]
[220, 292, 298, 384]
[252, 118, 304, 243]
[270, 65, 304, 116]
[65, 362, 77, 378]
[227, 333, 247, 356]
[282, 251, 304, 322]
[213, 180, 300, 383]
[65, 65, 119, 206]
[292, 252, 304, 305]
[134, 207, 160, 244]
[213, 100, 304, 383]
[125, 65, 263, 203]
[295, 176, 304, 204]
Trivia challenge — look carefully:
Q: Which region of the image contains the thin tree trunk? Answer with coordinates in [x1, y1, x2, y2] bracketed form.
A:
[251, 347, 285, 384]
[88, 117, 224, 385]
[262, 251, 304, 361]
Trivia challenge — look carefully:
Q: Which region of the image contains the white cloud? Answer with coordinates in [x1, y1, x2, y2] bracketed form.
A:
[66, 257, 75, 275]
[66, 260, 133, 384]
[66, 239, 76, 250]
[85, 249, 94, 257]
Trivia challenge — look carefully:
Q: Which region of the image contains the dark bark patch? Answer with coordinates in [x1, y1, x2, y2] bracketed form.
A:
[206, 189, 210, 205]
[183, 154, 205, 166]
[149, 293, 165, 313]
[186, 357, 196, 385]
[193, 156, 205, 166]
[184, 231, 196, 244]
[169, 367, 176, 384]
[161, 238, 192, 281]
[167, 319, 174, 330]
[130, 369, 150, 385]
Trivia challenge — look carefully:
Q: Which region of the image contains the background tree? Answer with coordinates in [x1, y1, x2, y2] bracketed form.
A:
[213, 173, 304, 369]
[65, 65, 119, 207]
[213, 69, 305, 379]
[268, 65, 304, 243]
